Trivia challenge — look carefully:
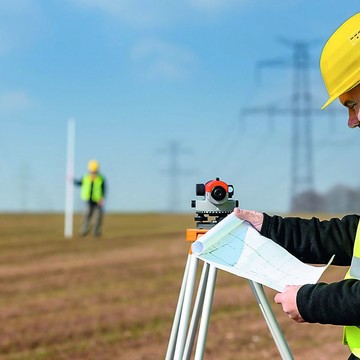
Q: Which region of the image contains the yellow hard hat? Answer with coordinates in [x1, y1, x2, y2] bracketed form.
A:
[320, 13, 360, 109]
[88, 159, 99, 172]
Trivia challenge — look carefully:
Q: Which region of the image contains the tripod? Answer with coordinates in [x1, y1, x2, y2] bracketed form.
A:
[165, 226, 294, 360]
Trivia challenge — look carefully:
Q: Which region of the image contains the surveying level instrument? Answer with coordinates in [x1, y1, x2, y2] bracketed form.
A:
[165, 178, 293, 360]
[191, 178, 238, 229]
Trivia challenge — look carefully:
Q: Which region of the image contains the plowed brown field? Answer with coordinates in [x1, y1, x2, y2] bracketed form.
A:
[0, 213, 351, 359]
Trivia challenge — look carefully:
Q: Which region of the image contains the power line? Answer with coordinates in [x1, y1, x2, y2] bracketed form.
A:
[158, 140, 192, 212]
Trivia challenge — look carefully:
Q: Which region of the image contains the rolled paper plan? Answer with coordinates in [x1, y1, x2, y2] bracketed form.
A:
[191, 213, 334, 292]
[192, 215, 244, 255]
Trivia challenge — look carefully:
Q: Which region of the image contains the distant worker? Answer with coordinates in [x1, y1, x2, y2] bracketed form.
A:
[74, 160, 106, 237]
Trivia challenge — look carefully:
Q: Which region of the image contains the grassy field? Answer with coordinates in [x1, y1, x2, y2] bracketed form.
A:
[0, 212, 351, 359]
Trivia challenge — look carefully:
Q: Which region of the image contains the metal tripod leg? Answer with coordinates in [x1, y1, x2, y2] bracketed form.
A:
[181, 263, 218, 360]
[165, 254, 192, 360]
[194, 264, 218, 360]
[173, 254, 199, 360]
[248, 281, 294, 360]
[166, 256, 293, 360]
[166, 258, 218, 360]
[182, 262, 210, 359]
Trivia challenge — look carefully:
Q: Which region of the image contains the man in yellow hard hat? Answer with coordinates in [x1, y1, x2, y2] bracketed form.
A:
[74, 160, 106, 237]
[235, 13, 360, 360]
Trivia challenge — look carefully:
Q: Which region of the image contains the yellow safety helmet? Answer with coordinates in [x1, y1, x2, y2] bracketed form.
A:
[88, 159, 99, 173]
[320, 13, 360, 109]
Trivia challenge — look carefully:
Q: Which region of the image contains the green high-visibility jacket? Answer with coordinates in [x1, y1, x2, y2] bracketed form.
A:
[260, 213, 360, 359]
[343, 222, 360, 357]
[80, 174, 105, 202]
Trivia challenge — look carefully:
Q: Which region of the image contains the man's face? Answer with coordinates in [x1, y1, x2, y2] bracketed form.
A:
[339, 84, 360, 129]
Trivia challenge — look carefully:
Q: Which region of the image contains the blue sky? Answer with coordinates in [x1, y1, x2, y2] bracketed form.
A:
[1, 0, 359, 213]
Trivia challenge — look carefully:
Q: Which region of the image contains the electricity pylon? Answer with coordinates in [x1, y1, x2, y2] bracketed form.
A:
[242, 38, 323, 212]
[158, 140, 192, 212]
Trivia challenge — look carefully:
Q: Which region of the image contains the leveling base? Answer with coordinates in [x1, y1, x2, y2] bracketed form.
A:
[165, 228, 293, 360]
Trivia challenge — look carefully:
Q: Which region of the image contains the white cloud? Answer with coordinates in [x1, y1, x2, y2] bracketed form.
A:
[0, 91, 33, 112]
[72, 0, 171, 28]
[0, 0, 44, 56]
[186, 0, 242, 12]
[71, 0, 246, 28]
[131, 38, 197, 80]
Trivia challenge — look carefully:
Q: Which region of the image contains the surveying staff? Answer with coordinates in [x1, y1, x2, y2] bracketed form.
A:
[74, 159, 106, 237]
[234, 13, 360, 359]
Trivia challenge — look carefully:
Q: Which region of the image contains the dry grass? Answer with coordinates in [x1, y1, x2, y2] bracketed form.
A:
[0, 212, 351, 359]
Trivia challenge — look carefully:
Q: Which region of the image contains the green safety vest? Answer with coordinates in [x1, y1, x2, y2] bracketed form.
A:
[343, 220, 360, 357]
[80, 174, 104, 202]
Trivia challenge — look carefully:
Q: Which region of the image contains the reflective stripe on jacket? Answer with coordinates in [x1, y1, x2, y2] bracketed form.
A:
[343, 220, 360, 357]
[80, 174, 104, 202]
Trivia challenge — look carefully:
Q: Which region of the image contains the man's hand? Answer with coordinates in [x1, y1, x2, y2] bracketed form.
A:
[233, 208, 264, 232]
[274, 285, 304, 323]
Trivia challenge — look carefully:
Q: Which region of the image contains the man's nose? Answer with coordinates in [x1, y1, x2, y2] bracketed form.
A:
[348, 114, 360, 128]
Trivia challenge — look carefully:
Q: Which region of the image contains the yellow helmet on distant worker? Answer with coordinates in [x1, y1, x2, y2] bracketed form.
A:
[88, 159, 99, 172]
[320, 13, 360, 109]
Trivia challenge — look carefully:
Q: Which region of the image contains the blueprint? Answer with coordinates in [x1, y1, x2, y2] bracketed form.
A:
[191, 213, 334, 292]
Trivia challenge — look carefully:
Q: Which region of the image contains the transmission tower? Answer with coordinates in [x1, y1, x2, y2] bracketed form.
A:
[158, 141, 192, 212]
[290, 40, 314, 208]
[242, 39, 322, 212]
